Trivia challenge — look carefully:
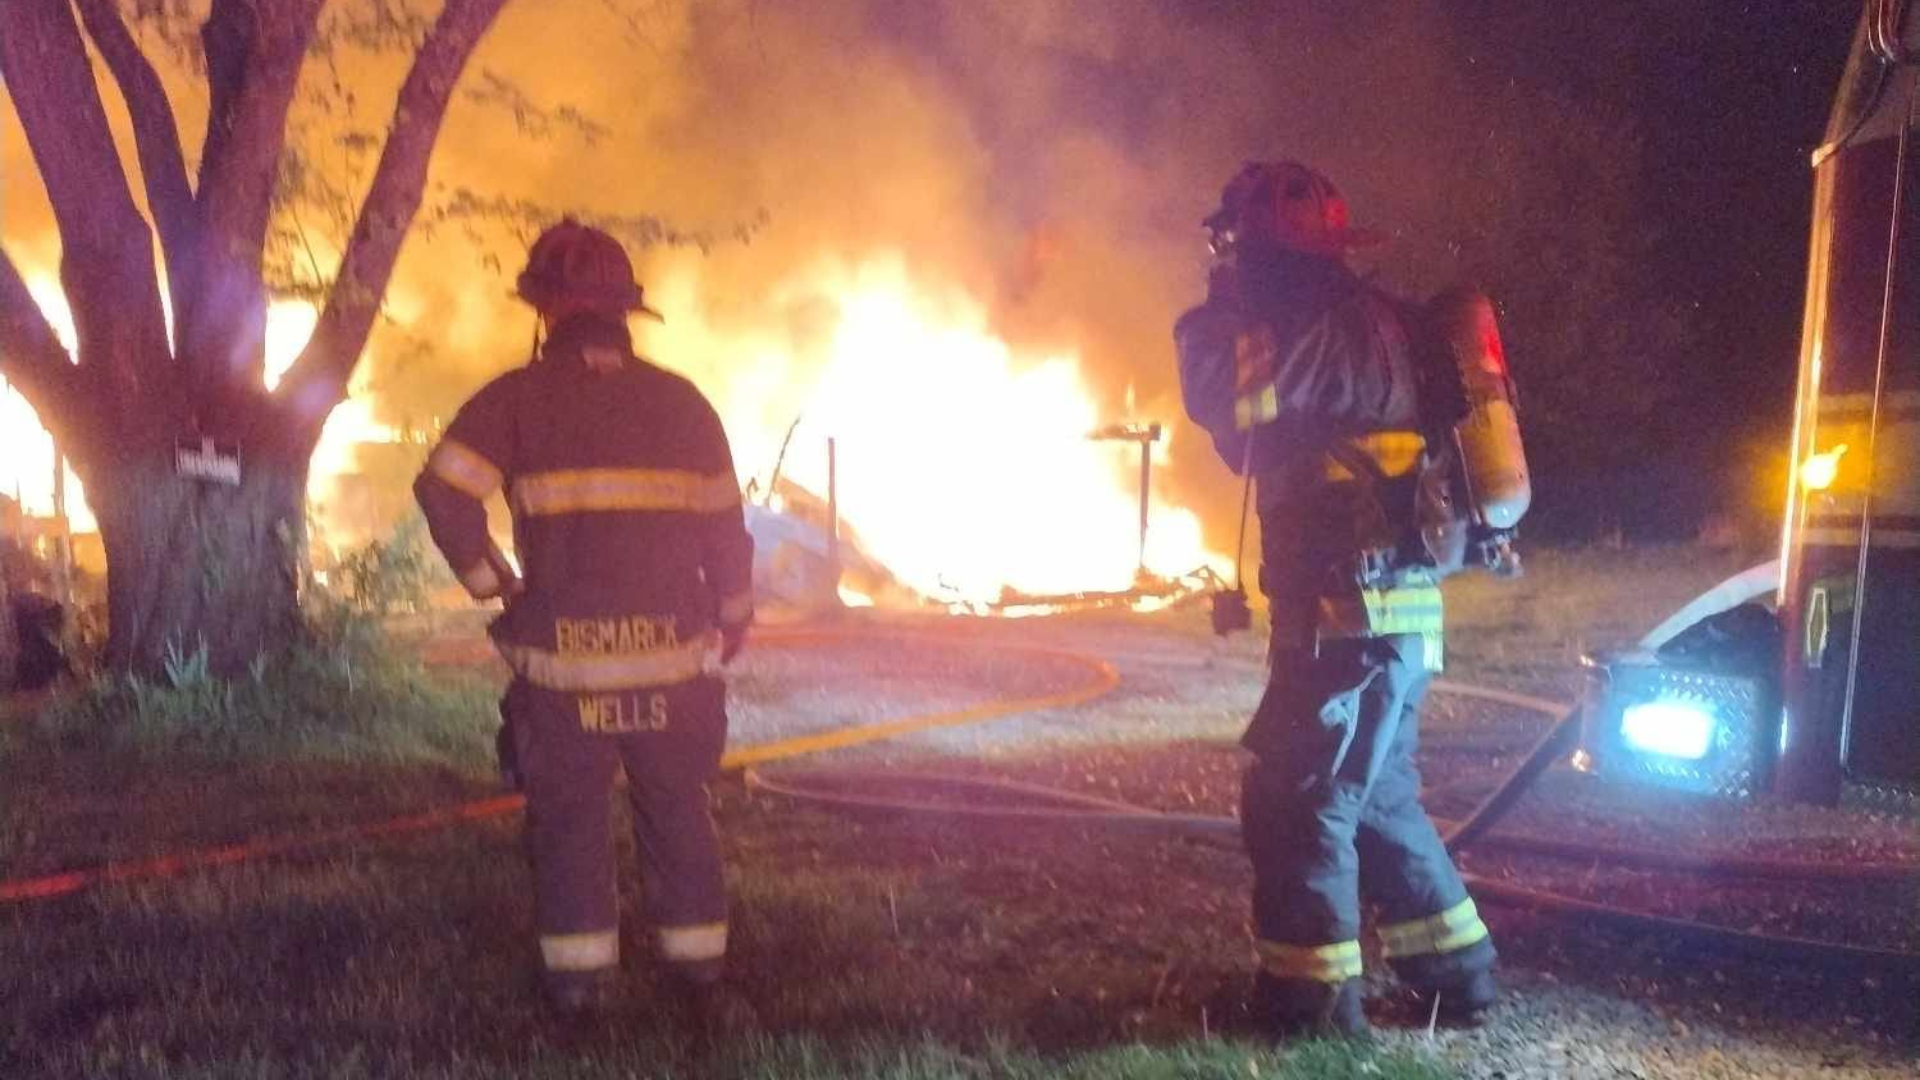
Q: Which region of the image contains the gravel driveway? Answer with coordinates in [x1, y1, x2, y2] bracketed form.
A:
[725, 607, 1919, 1079]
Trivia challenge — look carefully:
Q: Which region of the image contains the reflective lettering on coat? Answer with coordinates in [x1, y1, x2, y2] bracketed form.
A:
[555, 615, 680, 655]
[577, 692, 670, 733]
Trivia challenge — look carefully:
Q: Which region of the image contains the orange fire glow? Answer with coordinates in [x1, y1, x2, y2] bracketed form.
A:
[648, 256, 1222, 605]
[0, 275, 396, 550]
[1, 279, 89, 532]
[7, 256, 1224, 608]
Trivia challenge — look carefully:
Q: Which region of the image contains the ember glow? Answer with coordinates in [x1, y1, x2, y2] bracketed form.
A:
[649, 256, 1221, 604]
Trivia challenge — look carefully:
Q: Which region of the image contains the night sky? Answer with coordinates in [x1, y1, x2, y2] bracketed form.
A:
[1447, 1, 1860, 534]
[1456, 1, 1856, 389]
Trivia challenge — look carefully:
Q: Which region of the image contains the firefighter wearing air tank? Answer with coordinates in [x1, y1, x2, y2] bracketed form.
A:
[414, 220, 755, 1022]
[1175, 161, 1528, 1037]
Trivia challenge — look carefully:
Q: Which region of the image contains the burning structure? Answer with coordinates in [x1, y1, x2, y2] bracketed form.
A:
[0, 1, 1739, 671]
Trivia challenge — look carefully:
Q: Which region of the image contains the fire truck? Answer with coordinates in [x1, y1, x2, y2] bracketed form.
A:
[1580, 1, 1918, 807]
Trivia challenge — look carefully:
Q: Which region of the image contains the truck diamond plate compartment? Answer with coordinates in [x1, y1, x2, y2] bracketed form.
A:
[1582, 656, 1779, 800]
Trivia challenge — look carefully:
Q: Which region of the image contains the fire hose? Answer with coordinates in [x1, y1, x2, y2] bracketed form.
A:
[734, 667, 1920, 975]
[0, 627, 1117, 904]
[4, 627, 1916, 977]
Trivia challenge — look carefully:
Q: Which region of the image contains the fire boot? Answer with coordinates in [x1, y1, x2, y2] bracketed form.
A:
[1412, 970, 1498, 1029]
[543, 968, 613, 1017]
[1252, 973, 1369, 1039]
[674, 972, 761, 1044]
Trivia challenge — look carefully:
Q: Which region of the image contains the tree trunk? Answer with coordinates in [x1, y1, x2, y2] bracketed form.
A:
[89, 451, 309, 679]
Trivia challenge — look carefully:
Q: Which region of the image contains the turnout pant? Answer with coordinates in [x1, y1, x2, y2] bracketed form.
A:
[502, 675, 731, 986]
[1241, 633, 1494, 993]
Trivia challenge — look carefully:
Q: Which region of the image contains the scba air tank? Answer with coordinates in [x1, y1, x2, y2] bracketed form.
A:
[1432, 287, 1531, 531]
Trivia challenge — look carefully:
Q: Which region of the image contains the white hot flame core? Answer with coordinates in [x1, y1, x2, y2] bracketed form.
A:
[649, 256, 1220, 604]
[1, 280, 89, 531]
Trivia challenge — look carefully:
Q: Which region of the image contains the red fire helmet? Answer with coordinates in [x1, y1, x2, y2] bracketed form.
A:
[515, 218, 663, 321]
[1203, 161, 1386, 258]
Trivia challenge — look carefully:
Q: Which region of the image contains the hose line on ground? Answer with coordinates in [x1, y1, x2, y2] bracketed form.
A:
[7, 627, 1916, 980]
[0, 627, 1119, 905]
[737, 678, 1920, 975]
[741, 759, 1920, 975]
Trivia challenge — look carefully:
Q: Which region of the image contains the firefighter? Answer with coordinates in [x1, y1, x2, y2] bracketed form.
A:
[414, 219, 756, 1024]
[1175, 162, 1497, 1037]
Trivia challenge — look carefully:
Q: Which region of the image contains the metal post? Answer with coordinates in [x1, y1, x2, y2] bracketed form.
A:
[1090, 421, 1162, 582]
[1136, 439, 1151, 578]
[826, 437, 841, 593]
[51, 447, 72, 608]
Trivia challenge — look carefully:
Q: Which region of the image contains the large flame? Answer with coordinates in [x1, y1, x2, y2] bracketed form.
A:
[1, 280, 90, 532]
[648, 255, 1220, 604]
[6, 256, 1223, 607]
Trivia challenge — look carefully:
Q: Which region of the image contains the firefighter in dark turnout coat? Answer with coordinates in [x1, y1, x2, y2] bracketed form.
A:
[416, 220, 755, 1020]
[1175, 163, 1496, 1037]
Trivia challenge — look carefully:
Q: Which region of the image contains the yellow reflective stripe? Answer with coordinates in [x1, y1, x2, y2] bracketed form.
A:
[457, 558, 503, 599]
[658, 921, 728, 962]
[540, 929, 619, 972]
[1255, 938, 1363, 984]
[1378, 899, 1489, 959]
[499, 637, 708, 691]
[1324, 431, 1427, 480]
[427, 438, 504, 500]
[511, 468, 739, 516]
[1235, 384, 1279, 430]
[1233, 324, 1279, 431]
[1319, 584, 1444, 637]
[718, 591, 754, 626]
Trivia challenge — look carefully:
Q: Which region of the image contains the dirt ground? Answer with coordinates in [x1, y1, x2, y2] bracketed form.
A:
[6, 548, 1916, 1078]
[719, 601, 1919, 1080]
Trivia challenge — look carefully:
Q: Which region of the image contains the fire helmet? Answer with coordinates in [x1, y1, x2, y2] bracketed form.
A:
[515, 218, 663, 321]
[1203, 161, 1385, 258]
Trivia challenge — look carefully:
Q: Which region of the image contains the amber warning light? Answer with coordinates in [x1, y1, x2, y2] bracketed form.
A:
[1798, 443, 1848, 492]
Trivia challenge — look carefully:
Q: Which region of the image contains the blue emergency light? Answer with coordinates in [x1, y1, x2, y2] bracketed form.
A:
[1577, 563, 1783, 800]
[1618, 699, 1719, 761]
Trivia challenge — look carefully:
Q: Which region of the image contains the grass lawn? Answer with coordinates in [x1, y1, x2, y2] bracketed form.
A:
[1441, 543, 1764, 692]
[0, 544, 1783, 1078]
[0, 602, 1472, 1079]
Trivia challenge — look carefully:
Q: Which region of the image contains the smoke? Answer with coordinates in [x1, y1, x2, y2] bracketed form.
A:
[5, 0, 1611, 552]
[387, 0, 1535, 540]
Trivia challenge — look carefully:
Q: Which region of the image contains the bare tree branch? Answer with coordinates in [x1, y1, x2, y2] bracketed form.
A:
[0, 250, 90, 454]
[0, 0, 172, 432]
[72, 0, 199, 316]
[197, 0, 326, 267]
[276, 0, 511, 442]
[184, 0, 325, 416]
[198, 0, 254, 198]
[463, 68, 611, 145]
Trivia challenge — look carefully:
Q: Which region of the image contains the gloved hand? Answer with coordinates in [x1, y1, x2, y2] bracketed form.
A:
[719, 622, 749, 665]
